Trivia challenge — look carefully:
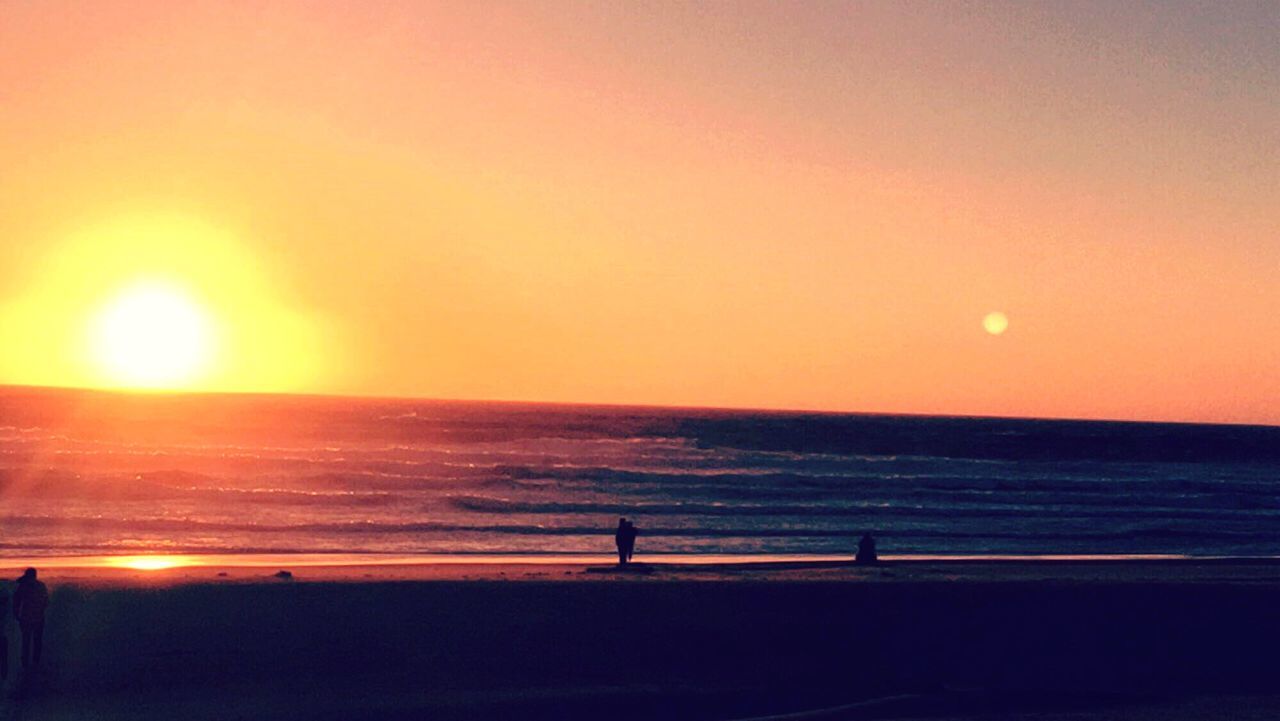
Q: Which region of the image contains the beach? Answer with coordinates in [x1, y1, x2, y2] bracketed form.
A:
[2, 557, 1280, 720]
[5, 391, 1279, 720]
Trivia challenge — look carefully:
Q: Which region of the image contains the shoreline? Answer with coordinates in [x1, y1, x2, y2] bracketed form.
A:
[3, 550, 1266, 570]
[5, 553, 1280, 589]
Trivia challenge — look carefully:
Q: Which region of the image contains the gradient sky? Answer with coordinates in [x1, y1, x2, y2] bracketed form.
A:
[1, 1, 1277, 423]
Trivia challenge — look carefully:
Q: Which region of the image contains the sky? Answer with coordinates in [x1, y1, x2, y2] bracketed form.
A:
[0, 1, 1277, 423]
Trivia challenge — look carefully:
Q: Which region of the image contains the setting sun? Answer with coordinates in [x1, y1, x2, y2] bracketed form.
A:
[91, 282, 214, 389]
[0, 214, 325, 393]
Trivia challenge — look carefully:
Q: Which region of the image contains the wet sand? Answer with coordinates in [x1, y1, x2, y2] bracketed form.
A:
[9, 553, 1280, 586]
[1, 558, 1279, 720]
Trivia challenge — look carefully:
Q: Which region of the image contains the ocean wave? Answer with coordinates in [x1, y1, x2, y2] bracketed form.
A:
[5, 387, 1280, 557]
[2, 514, 1277, 547]
[444, 494, 1280, 523]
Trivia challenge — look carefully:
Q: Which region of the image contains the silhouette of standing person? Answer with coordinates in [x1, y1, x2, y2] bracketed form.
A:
[615, 517, 630, 565]
[856, 532, 878, 565]
[623, 519, 639, 563]
[12, 568, 49, 669]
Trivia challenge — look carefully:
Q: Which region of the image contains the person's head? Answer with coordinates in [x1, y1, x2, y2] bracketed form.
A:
[20, 568, 36, 581]
[618, 517, 627, 525]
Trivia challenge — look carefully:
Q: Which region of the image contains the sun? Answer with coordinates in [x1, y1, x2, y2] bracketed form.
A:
[91, 282, 216, 389]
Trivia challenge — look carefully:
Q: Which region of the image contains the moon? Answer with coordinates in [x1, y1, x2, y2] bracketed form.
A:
[982, 311, 1009, 336]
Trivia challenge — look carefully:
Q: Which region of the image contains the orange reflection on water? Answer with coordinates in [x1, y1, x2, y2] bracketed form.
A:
[105, 555, 198, 571]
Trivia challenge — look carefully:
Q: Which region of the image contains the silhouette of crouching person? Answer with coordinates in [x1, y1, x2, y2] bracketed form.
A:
[13, 568, 49, 669]
[855, 532, 878, 565]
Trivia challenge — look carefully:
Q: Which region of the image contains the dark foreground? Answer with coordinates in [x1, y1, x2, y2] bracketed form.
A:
[3, 562, 1280, 720]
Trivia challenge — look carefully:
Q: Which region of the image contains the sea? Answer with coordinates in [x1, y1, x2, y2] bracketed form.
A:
[2, 386, 1279, 560]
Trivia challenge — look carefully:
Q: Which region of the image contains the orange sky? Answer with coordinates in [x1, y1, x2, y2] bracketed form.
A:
[1, 1, 1277, 423]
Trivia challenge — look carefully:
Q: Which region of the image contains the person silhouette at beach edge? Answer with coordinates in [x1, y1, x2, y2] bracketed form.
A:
[623, 519, 638, 563]
[615, 517, 631, 565]
[614, 517, 640, 566]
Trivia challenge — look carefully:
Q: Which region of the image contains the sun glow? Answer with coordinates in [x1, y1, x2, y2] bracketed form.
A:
[91, 282, 215, 388]
[0, 214, 326, 392]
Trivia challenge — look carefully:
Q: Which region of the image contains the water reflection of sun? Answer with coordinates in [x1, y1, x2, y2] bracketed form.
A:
[107, 555, 196, 571]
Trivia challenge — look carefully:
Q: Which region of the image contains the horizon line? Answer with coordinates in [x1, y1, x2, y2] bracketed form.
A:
[2, 381, 1277, 431]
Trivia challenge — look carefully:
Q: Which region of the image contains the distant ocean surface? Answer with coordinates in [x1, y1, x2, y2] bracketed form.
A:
[2, 386, 1279, 559]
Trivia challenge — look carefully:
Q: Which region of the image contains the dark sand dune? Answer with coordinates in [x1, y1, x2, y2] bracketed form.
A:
[2, 563, 1280, 719]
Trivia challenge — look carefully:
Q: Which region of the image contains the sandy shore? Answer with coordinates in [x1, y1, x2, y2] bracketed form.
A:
[1, 558, 1279, 720]
[7, 553, 1280, 586]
